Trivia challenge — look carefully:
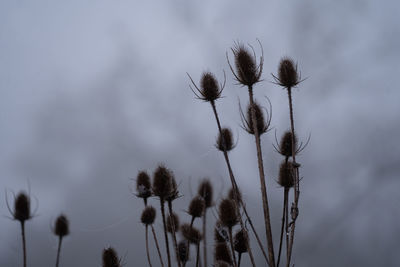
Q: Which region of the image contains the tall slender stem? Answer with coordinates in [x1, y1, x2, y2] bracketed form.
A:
[167, 201, 181, 267]
[55, 236, 63, 267]
[145, 226, 153, 267]
[21, 221, 27, 267]
[248, 86, 276, 267]
[228, 227, 238, 267]
[196, 243, 200, 267]
[151, 225, 165, 267]
[277, 188, 288, 267]
[160, 200, 171, 267]
[238, 253, 242, 267]
[202, 211, 207, 267]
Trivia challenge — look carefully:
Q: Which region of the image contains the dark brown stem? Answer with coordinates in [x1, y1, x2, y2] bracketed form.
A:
[55, 236, 62, 267]
[286, 87, 300, 267]
[248, 86, 276, 267]
[145, 226, 153, 267]
[238, 253, 242, 267]
[167, 201, 181, 267]
[202, 211, 207, 267]
[210, 100, 260, 267]
[151, 225, 165, 267]
[228, 227, 238, 267]
[196, 243, 200, 267]
[160, 200, 171, 267]
[277, 188, 289, 267]
[21, 221, 27, 267]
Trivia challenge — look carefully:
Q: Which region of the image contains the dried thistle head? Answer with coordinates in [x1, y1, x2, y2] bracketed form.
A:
[188, 71, 225, 102]
[227, 187, 242, 205]
[240, 101, 270, 135]
[181, 223, 202, 244]
[102, 247, 121, 267]
[278, 161, 295, 188]
[152, 165, 173, 201]
[218, 199, 238, 228]
[12, 192, 32, 223]
[178, 240, 189, 264]
[234, 229, 248, 254]
[136, 171, 152, 201]
[166, 173, 179, 202]
[272, 57, 301, 88]
[198, 179, 213, 208]
[166, 212, 180, 233]
[214, 221, 228, 243]
[216, 128, 235, 152]
[141, 206, 156, 225]
[54, 214, 69, 238]
[188, 196, 205, 219]
[214, 243, 232, 265]
[280, 131, 297, 158]
[227, 41, 263, 87]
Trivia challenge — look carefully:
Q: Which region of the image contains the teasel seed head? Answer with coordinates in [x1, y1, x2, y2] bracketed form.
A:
[54, 214, 69, 238]
[198, 179, 213, 208]
[102, 247, 121, 267]
[216, 128, 235, 152]
[152, 165, 173, 201]
[228, 42, 263, 87]
[278, 161, 295, 188]
[214, 221, 228, 243]
[243, 101, 269, 135]
[166, 212, 180, 233]
[188, 196, 205, 219]
[218, 199, 238, 228]
[273, 57, 301, 88]
[188, 71, 225, 102]
[136, 171, 152, 201]
[141, 206, 156, 225]
[178, 240, 189, 264]
[166, 173, 179, 202]
[181, 223, 202, 244]
[214, 242, 233, 265]
[227, 187, 242, 205]
[13, 192, 31, 223]
[280, 131, 298, 158]
[234, 229, 248, 254]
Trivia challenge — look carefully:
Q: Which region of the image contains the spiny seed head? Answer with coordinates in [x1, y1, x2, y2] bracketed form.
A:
[188, 196, 205, 218]
[166, 174, 179, 202]
[216, 128, 234, 152]
[275, 57, 300, 88]
[227, 187, 242, 205]
[218, 199, 238, 228]
[102, 247, 120, 267]
[200, 72, 222, 102]
[214, 221, 228, 243]
[152, 165, 173, 201]
[280, 131, 298, 158]
[141, 206, 156, 225]
[231, 44, 262, 86]
[198, 179, 213, 208]
[234, 229, 248, 254]
[178, 240, 189, 263]
[214, 261, 231, 267]
[13, 192, 31, 222]
[54, 214, 69, 237]
[136, 171, 152, 200]
[245, 102, 268, 135]
[214, 243, 232, 265]
[167, 212, 180, 233]
[181, 223, 202, 244]
[278, 161, 295, 188]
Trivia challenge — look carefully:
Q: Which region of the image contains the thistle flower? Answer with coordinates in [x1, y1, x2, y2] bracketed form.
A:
[214, 243, 232, 265]
[54, 214, 69, 238]
[188, 71, 225, 102]
[188, 196, 205, 219]
[152, 165, 173, 201]
[234, 229, 248, 254]
[102, 247, 121, 267]
[181, 224, 202, 244]
[166, 212, 180, 233]
[216, 128, 235, 152]
[136, 171, 152, 203]
[198, 179, 213, 208]
[178, 240, 189, 264]
[240, 101, 270, 135]
[141, 206, 156, 225]
[218, 199, 238, 228]
[278, 161, 295, 188]
[272, 57, 301, 88]
[227, 42, 263, 87]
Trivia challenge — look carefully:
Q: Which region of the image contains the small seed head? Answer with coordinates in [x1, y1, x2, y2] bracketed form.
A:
[54, 214, 69, 237]
[214, 243, 232, 265]
[278, 161, 295, 188]
[102, 247, 120, 267]
[136, 171, 152, 200]
[218, 199, 238, 228]
[280, 131, 298, 158]
[141, 206, 156, 225]
[181, 223, 202, 244]
[152, 165, 173, 201]
[178, 240, 189, 263]
[166, 212, 180, 233]
[246, 102, 268, 135]
[166, 174, 179, 202]
[198, 179, 213, 208]
[13, 192, 31, 222]
[227, 187, 242, 205]
[188, 196, 205, 218]
[200, 72, 221, 102]
[277, 57, 300, 88]
[232, 44, 260, 86]
[234, 229, 248, 254]
[216, 128, 234, 152]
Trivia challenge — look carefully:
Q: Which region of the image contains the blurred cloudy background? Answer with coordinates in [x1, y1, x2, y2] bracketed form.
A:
[0, 0, 399, 266]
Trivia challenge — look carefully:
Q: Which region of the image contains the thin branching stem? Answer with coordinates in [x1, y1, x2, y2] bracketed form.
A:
[151, 225, 165, 267]
[277, 188, 289, 267]
[55, 236, 62, 267]
[145, 226, 153, 267]
[248, 85, 276, 267]
[160, 200, 171, 267]
[202, 211, 207, 267]
[21, 221, 27, 267]
[167, 201, 181, 267]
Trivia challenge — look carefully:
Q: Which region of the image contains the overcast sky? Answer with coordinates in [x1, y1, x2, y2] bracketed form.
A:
[0, 0, 399, 266]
